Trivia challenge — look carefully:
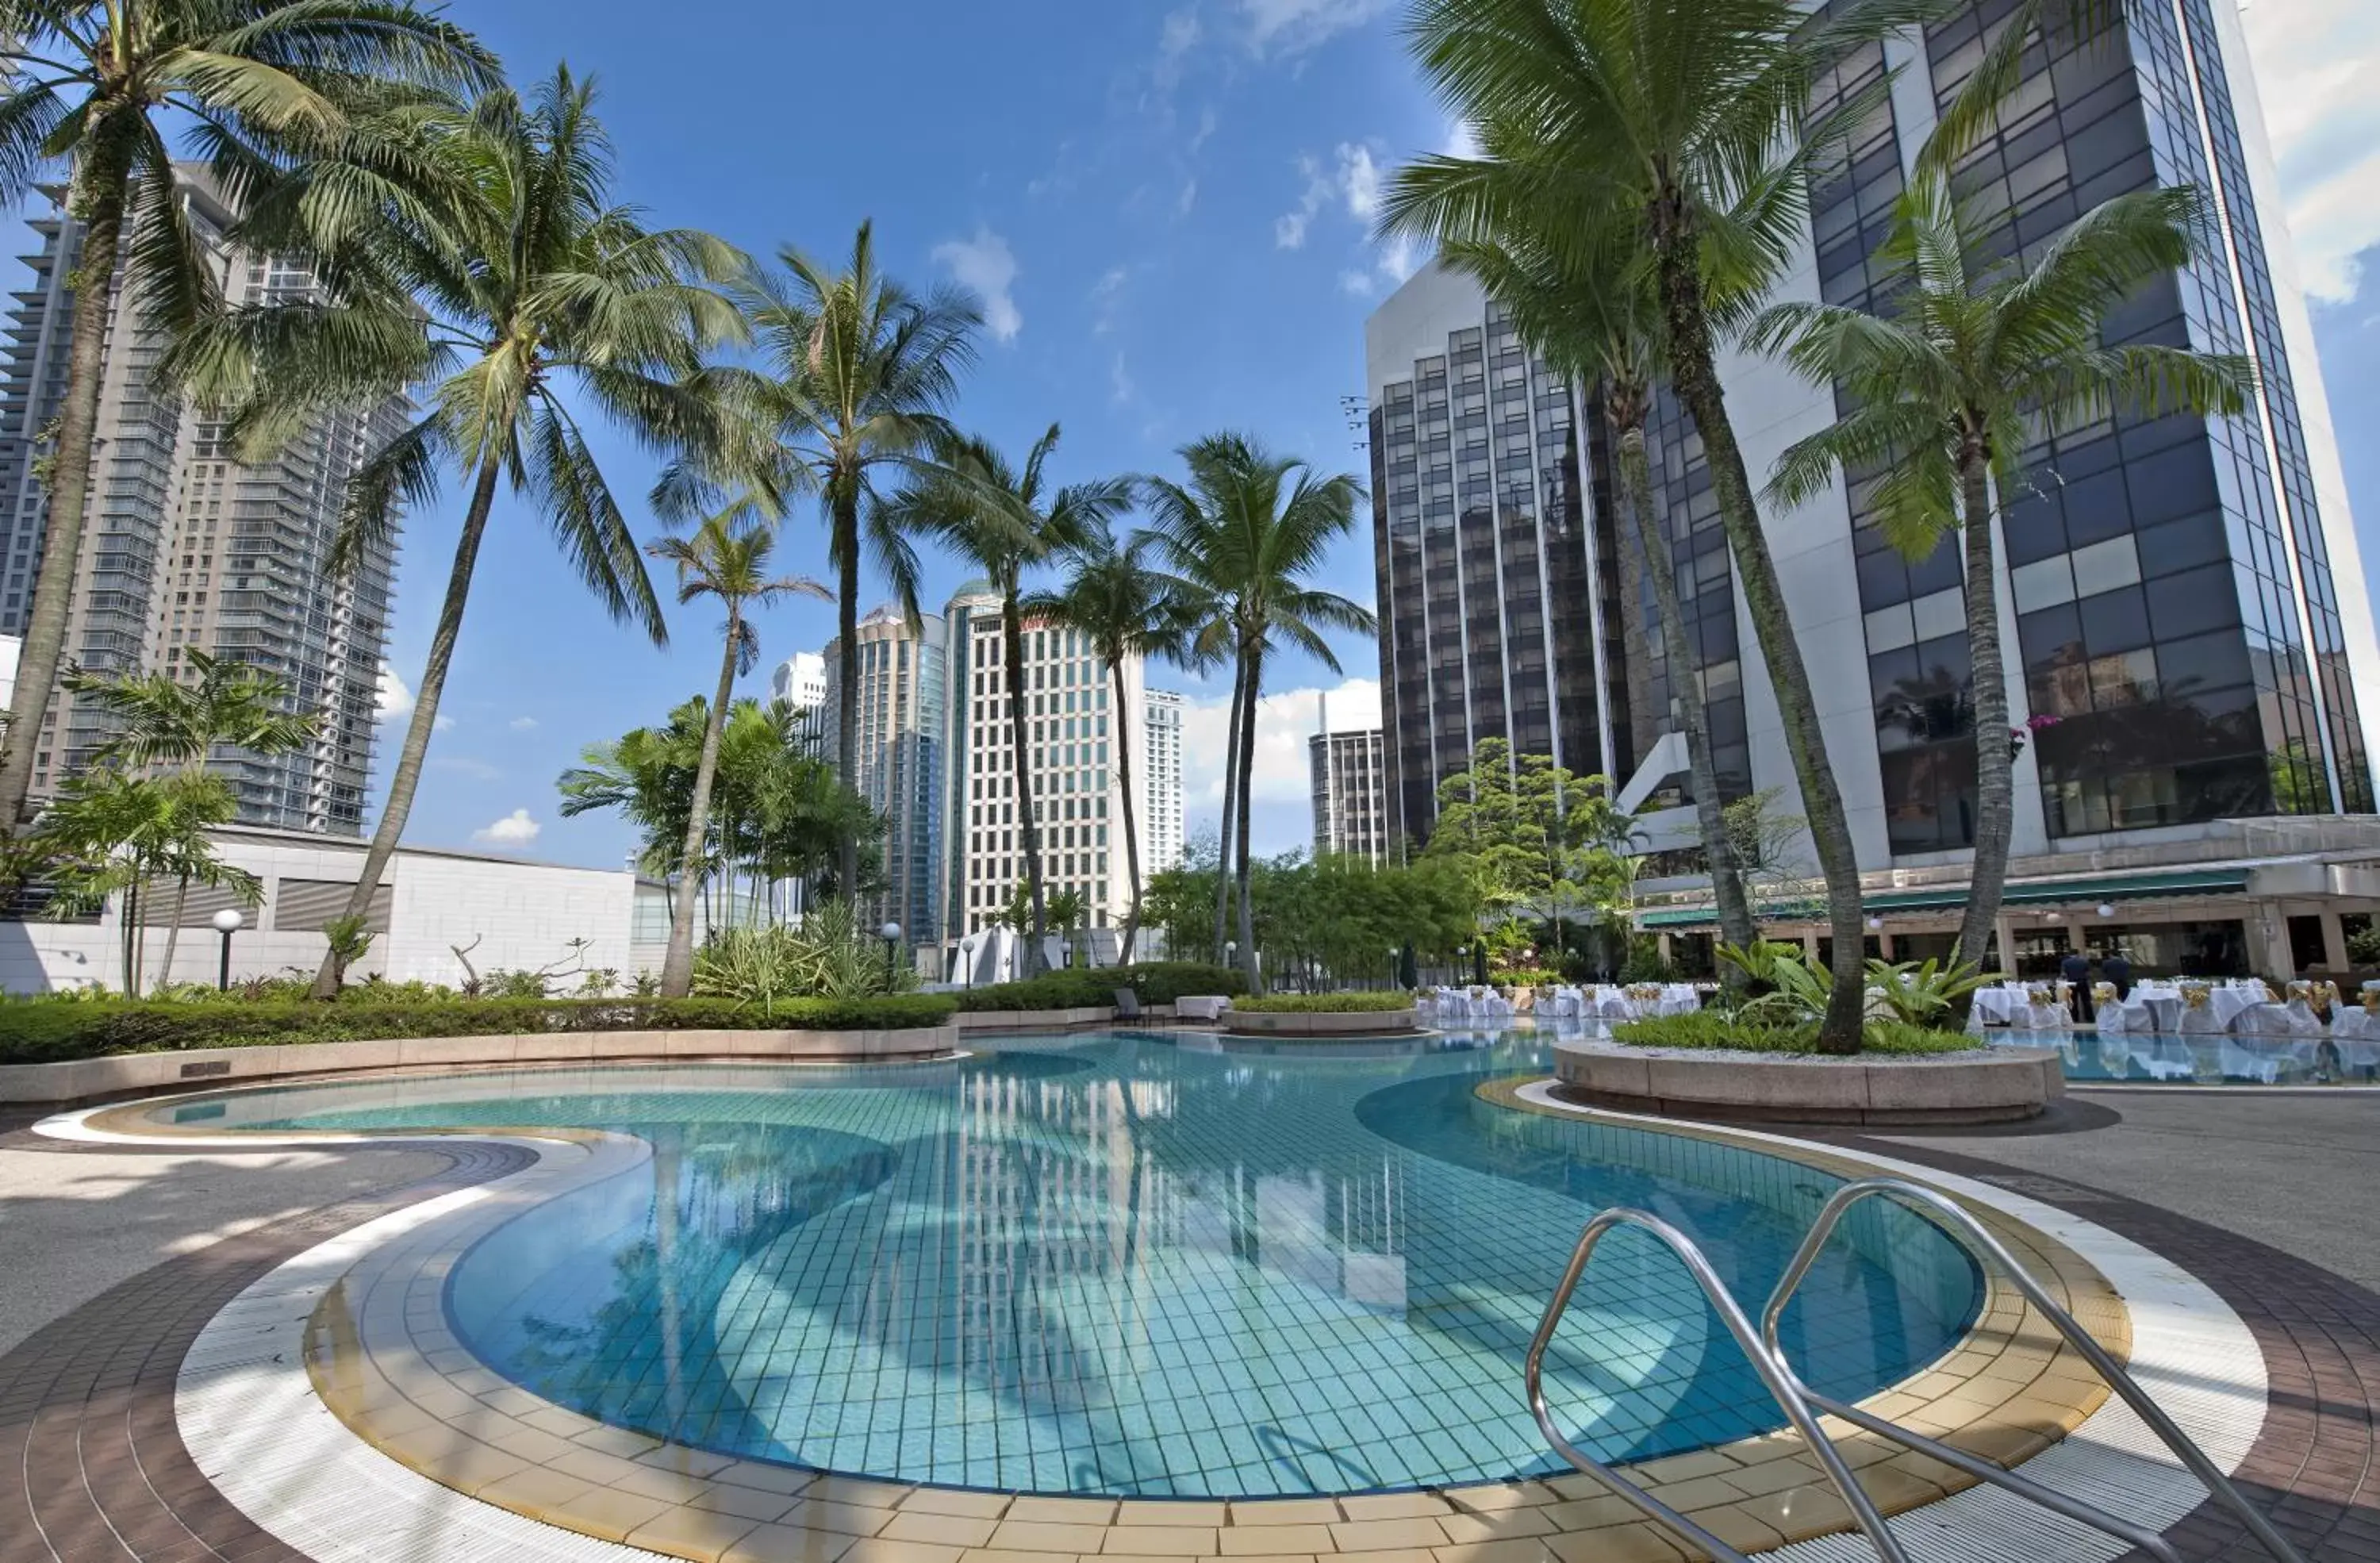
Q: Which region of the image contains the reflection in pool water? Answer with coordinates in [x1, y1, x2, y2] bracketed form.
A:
[186, 1035, 1981, 1497]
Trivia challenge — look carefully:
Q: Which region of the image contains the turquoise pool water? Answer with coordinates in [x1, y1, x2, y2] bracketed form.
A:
[178, 1033, 1983, 1497]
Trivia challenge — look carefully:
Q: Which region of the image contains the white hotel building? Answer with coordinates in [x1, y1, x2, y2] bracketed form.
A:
[1141, 688, 1186, 875]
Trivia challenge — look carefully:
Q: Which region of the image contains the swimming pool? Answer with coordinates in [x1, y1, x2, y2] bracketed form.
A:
[155, 1032, 1983, 1498]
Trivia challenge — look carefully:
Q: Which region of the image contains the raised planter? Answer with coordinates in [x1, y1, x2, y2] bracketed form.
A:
[0, 1023, 961, 1106]
[1224, 1008, 1423, 1039]
[1553, 1039, 2063, 1125]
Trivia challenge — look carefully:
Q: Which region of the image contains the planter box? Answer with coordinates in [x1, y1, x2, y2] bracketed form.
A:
[1224, 1008, 1422, 1038]
[1553, 1041, 2063, 1126]
[0, 1023, 961, 1106]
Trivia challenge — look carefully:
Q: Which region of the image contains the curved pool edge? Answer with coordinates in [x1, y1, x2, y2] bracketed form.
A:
[34, 1073, 2225, 1563]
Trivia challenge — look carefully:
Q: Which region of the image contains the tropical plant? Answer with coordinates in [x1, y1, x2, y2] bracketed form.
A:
[1028, 519, 1196, 964]
[1754, 174, 2253, 969]
[1718, 937, 1833, 1025]
[320, 912, 375, 989]
[220, 67, 749, 998]
[691, 900, 916, 1015]
[0, 1, 498, 831]
[644, 506, 830, 995]
[1864, 956, 1990, 1027]
[684, 222, 981, 898]
[1382, 0, 1930, 1050]
[1142, 434, 1374, 989]
[1723, 788, 1822, 920]
[884, 424, 1133, 976]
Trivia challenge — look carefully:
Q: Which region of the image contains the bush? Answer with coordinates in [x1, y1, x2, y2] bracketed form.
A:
[1609, 1012, 1971, 1056]
[950, 962, 1247, 1013]
[1234, 991, 1415, 1013]
[0, 993, 958, 1065]
[694, 905, 917, 1008]
[1491, 967, 1562, 988]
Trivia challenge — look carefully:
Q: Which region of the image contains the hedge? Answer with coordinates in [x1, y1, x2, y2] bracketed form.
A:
[951, 962, 1247, 1013]
[1233, 991, 1414, 1013]
[0, 993, 959, 1066]
[1608, 1012, 1972, 1056]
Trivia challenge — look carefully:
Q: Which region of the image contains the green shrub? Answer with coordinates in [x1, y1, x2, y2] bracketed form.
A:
[0, 993, 958, 1065]
[950, 962, 1246, 1012]
[1491, 967, 1562, 988]
[1234, 991, 1415, 1013]
[1609, 1012, 1971, 1056]
[694, 904, 917, 1010]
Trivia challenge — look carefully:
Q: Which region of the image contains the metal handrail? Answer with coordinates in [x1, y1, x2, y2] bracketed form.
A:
[1760, 1177, 2307, 1563]
[1524, 1208, 1913, 1563]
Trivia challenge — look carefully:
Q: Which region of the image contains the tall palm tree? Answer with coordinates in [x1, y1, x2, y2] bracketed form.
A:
[689, 224, 980, 899]
[1027, 520, 1196, 963]
[1440, 221, 1760, 968]
[885, 424, 1132, 976]
[63, 648, 317, 974]
[225, 67, 748, 997]
[1383, 0, 1926, 1049]
[645, 508, 829, 994]
[1143, 436, 1374, 990]
[0, 1, 497, 831]
[1755, 175, 2252, 968]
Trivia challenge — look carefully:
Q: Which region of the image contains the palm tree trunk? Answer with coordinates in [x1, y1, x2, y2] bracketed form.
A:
[833, 486, 862, 899]
[119, 875, 139, 1000]
[310, 449, 505, 997]
[1650, 216, 1866, 1052]
[1956, 455, 2014, 971]
[1212, 655, 1246, 962]
[1002, 592, 1046, 977]
[158, 872, 191, 985]
[661, 612, 739, 997]
[0, 133, 136, 831]
[1233, 639, 1261, 991]
[1615, 419, 1759, 970]
[1111, 658, 1145, 964]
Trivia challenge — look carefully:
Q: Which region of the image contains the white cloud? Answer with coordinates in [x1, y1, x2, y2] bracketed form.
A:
[509, 716, 538, 732]
[1240, 0, 1392, 56]
[433, 713, 455, 733]
[1339, 269, 1376, 297]
[1110, 351, 1136, 405]
[473, 808, 541, 847]
[1377, 231, 1422, 284]
[1178, 677, 1383, 813]
[1091, 266, 1128, 335]
[1161, 6, 1202, 60]
[1189, 105, 1219, 155]
[376, 663, 413, 722]
[933, 228, 1023, 342]
[1177, 177, 1200, 217]
[2240, 0, 2380, 301]
[1277, 143, 1401, 267]
[1338, 143, 1380, 219]
[1441, 117, 1480, 160]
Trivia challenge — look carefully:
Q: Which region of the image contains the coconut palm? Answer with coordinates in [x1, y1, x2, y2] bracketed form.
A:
[1439, 221, 1760, 969]
[1382, 0, 1927, 1049]
[645, 509, 830, 994]
[883, 424, 1132, 976]
[683, 224, 980, 900]
[1753, 175, 2252, 968]
[0, 1, 497, 831]
[1027, 520, 1196, 962]
[1142, 436, 1374, 990]
[222, 67, 748, 997]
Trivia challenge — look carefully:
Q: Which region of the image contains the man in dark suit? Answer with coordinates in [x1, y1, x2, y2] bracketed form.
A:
[2102, 951, 2133, 1001]
[2061, 948, 2094, 1022]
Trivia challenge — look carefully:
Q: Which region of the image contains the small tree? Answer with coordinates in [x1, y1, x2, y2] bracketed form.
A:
[28, 770, 257, 997]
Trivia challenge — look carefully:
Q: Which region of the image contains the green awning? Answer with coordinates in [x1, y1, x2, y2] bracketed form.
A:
[1638, 868, 2251, 928]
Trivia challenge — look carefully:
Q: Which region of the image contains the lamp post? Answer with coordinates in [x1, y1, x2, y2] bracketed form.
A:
[212, 908, 244, 991]
[960, 935, 976, 991]
[879, 922, 902, 987]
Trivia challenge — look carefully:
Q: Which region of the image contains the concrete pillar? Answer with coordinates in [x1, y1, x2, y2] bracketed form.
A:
[1991, 916, 2017, 977]
[1876, 930, 1896, 960]
[2251, 904, 2294, 981]
[1801, 929, 1821, 963]
[2321, 910, 2350, 973]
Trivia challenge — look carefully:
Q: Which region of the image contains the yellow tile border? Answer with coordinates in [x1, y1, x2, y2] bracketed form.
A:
[90, 1070, 2132, 1562]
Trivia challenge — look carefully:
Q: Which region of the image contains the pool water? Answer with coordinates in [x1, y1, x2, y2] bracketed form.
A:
[184, 1033, 1982, 1498]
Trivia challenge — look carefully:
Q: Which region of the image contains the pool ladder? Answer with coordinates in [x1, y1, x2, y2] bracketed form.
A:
[1525, 1177, 2306, 1563]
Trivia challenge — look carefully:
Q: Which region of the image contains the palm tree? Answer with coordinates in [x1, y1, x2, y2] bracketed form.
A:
[1440, 221, 1760, 969]
[1027, 520, 1195, 962]
[1143, 435, 1374, 990]
[1754, 175, 2252, 968]
[225, 67, 747, 997]
[1383, 0, 1924, 1049]
[63, 648, 317, 974]
[645, 509, 829, 994]
[884, 424, 1132, 976]
[690, 224, 980, 900]
[0, 2, 497, 831]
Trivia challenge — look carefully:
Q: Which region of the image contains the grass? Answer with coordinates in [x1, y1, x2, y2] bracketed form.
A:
[950, 962, 1247, 1012]
[1608, 1011, 1975, 1056]
[1232, 991, 1415, 1013]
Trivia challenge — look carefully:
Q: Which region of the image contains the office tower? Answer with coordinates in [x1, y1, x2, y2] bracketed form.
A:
[1311, 725, 1388, 866]
[0, 171, 405, 832]
[944, 583, 1143, 947]
[821, 605, 947, 947]
[1142, 688, 1185, 874]
[1364, 264, 1637, 851]
[771, 651, 828, 748]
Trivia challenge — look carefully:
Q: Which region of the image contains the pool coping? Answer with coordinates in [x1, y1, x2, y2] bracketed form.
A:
[37, 1069, 2162, 1563]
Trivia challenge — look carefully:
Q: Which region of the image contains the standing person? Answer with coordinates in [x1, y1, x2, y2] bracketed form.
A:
[2102, 949, 2134, 1003]
[2062, 947, 2094, 1023]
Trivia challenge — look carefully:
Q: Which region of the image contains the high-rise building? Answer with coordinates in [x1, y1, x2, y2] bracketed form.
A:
[0, 171, 406, 832]
[943, 584, 1143, 950]
[821, 605, 946, 947]
[1364, 266, 1637, 852]
[1142, 688, 1185, 874]
[771, 651, 827, 748]
[1363, 0, 2380, 977]
[1311, 725, 1388, 866]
